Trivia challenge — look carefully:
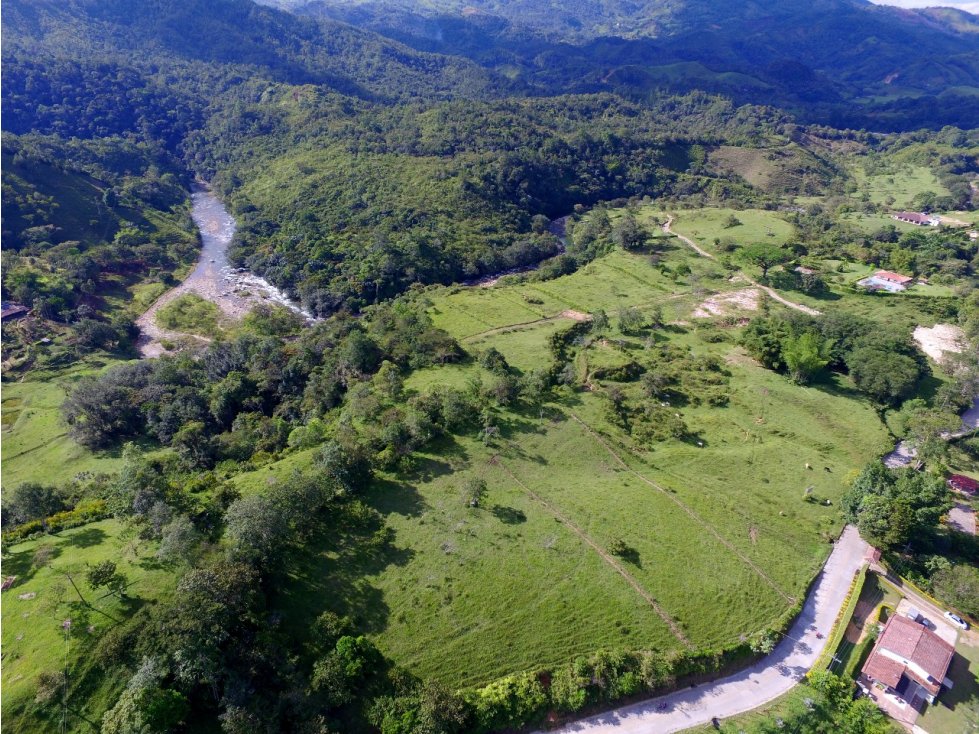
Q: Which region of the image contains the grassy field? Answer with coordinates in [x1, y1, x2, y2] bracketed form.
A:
[850, 164, 951, 208]
[1, 378, 128, 488]
[638, 207, 797, 250]
[155, 292, 224, 337]
[1, 520, 174, 732]
[918, 633, 979, 734]
[233, 235, 894, 688]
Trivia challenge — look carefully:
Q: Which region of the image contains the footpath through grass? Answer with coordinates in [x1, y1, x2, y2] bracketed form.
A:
[246, 270, 889, 688]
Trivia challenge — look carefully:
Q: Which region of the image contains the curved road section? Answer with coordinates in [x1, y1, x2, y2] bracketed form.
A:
[546, 526, 868, 734]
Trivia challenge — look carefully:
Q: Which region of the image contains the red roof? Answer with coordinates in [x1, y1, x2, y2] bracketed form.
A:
[894, 212, 935, 225]
[873, 270, 914, 284]
[948, 474, 979, 495]
[862, 615, 954, 696]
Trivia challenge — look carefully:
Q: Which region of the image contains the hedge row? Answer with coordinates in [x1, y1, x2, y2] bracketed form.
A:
[814, 567, 866, 671]
[1, 499, 109, 545]
[464, 643, 755, 733]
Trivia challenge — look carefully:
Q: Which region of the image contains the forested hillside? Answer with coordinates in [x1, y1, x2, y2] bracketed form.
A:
[1, 134, 198, 370]
[277, 0, 979, 129]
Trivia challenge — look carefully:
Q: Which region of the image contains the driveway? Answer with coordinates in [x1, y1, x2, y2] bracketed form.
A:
[544, 526, 868, 734]
[947, 503, 977, 535]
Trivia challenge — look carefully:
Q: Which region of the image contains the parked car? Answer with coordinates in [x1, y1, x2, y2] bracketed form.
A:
[944, 611, 969, 630]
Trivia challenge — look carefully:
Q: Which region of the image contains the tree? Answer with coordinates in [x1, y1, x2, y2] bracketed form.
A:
[617, 306, 645, 335]
[102, 657, 188, 734]
[222, 495, 287, 566]
[904, 407, 960, 464]
[159, 561, 258, 688]
[932, 565, 979, 618]
[846, 347, 921, 406]
[171, 420, 214, 469]
[723, 214, 742, 229]
[463, 477, 487, 508]
[6, 482, 64, 524]
[63, 370, 145, 448]
[781, 331, 830, 384]
[845, 461, 950, 549]
[373, 360, 404, 400]
[86, 560, 128, 598]
[611, 213, 648, 251]
[416, 681, 473, 734]
[156, 515, 200, 565]
[738, 242, 791, 280]
[318, 439, 374, 492]
[478, 347, 511, 374]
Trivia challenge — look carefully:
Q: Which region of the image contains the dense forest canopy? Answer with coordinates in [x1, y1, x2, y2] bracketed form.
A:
[271, 0, 979, 130]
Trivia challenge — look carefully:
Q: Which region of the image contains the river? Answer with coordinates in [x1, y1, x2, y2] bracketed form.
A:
[135, 186, 312, 357]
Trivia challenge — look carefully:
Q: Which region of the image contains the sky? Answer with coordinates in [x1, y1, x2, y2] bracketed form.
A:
[870, 0, 979, 12]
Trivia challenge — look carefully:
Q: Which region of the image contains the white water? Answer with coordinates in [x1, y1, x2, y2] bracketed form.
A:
[187, 187, 315, 321]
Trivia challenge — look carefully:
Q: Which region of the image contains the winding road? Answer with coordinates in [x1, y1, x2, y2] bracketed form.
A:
[543, 526, 869, 734]
[663, 217, 822, 316]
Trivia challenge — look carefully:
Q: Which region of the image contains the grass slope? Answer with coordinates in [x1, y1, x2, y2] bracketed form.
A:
[1, 520, 174, 732]
[230, 236, 892, 687]
[2, 378, 127, 488]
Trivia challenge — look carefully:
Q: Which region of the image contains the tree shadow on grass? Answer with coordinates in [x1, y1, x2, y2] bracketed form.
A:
[276, 513, 415, 639]
[364, 477, 428, 518]
[2, 543, 63, 586]
[491, 505, 527, 524]
[59, 526, 107, 549]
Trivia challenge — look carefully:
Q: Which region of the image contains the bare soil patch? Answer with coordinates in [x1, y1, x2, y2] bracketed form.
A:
[913, 323, 965, 364]
[692, 288, 760, 318]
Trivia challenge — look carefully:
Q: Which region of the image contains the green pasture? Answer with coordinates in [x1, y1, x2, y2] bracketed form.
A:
[1, 520, 174, 731]
[1, 379, 127, 489]
[640, 207, 797, 251]
[260, 238, 891, 687]
[918, 635, 979, 734]
[850, 164, 951, 208]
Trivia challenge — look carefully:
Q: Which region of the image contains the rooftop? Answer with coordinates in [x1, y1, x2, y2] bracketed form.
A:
[863, 615, 955, 696]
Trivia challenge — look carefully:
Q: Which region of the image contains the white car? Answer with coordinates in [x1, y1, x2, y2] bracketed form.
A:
[944, 611, 969, 630]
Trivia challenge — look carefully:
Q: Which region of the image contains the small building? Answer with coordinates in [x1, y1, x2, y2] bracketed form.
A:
[948, 474, 979, 496]
[893, 212, 940, 227]
[1, 302, 29, 321]
[862, 615, 955, 707]
[857, 270, 915, 293]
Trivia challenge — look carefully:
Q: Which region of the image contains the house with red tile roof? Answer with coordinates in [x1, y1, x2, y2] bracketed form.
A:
[947, 474, 979, 496]
[857, 270, 916, 293]
[893, 212, 940, 227]
[862, 615, 954, 706]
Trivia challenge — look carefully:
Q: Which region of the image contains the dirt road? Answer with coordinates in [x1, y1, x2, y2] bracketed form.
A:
[663, 217, 822, 316]
[542, 526, 868, 734]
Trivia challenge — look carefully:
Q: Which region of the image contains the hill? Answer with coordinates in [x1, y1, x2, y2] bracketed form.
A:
[274, 0, 979, 129]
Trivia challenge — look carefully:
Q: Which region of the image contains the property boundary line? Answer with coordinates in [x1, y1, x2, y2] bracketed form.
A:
[568, 411, 795, 603]
[492, 456, 693, 648]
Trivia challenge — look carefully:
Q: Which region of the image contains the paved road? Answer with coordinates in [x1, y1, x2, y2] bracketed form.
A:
[544, 526, 869, 734]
